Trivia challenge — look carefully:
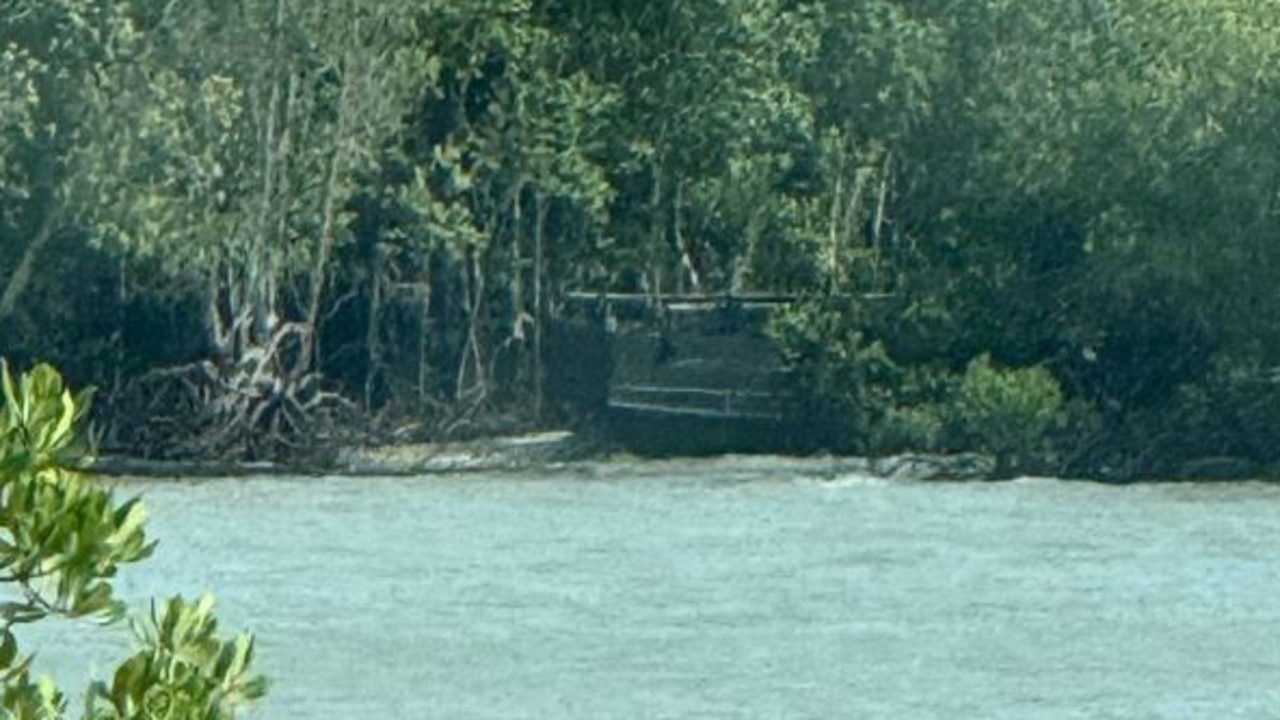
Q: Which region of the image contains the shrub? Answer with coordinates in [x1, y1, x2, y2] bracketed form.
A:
[769, 297, 958, 453]
[951, 354, 1065, 476]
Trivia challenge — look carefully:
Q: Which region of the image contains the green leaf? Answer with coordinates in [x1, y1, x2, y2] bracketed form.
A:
[0, 630, 18, 669]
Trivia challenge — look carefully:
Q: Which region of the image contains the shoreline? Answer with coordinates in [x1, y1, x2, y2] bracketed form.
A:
[85, 430, 601, 479]
[83, 432, 1277, 485]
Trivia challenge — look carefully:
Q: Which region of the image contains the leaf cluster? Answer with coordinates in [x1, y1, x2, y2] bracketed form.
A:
[0, 362, 266, 719]
[85, 596, 267, 720]
[950, 354, 1065, 475]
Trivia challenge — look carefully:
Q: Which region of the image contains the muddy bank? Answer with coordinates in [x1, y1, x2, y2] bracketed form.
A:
[334, 431, 600, 475]
[87, 434, 999, 482]
[87, 430, 601, 478]
[84, 433, 1272, 484]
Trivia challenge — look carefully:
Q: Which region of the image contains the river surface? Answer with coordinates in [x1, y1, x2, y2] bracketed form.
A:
[22, 457, 1280, 718]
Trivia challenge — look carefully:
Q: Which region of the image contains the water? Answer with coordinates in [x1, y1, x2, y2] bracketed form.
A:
[22, 457, 1280, 718]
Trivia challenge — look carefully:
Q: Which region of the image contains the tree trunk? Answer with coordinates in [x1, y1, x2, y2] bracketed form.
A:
[674, 179, 698, 292]
[533, 194, 548, 420]
[871, 151, 892, 292]
[0, 209, 58, 327]
[364, 247, 383, 411]
[828, 163, 844, 286]
[246, 0, 286, 353]
[417, 274, 432, 404]
[301, 63, 352, 375]
[510, 181, 525, 342]
[648, 157, 664, 300]
[455, 248, 486, 403]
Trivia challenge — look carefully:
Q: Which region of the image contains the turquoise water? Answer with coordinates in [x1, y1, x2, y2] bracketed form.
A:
[24, 458, 1280, 718]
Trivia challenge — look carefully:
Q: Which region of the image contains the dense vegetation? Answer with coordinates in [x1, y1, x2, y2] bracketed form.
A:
[0, 361, 265, 717]
[2, 0, 1278, 477]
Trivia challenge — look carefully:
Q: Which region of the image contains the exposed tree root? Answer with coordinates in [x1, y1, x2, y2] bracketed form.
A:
[109, 325, 363, 461]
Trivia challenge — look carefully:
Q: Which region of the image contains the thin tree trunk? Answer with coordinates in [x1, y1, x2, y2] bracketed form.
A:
[301, 64, 352, 375]
[648, 158, 664, 301]
[510, 181, 525, 342]
[204, 276, 228, 364]
[248, 0, 287, 350]
[469, 250, 485, 394]
[0, 209, 58, 325]
[843, 159, 870, 287]
[364, 248, 382, 411]
[108, 255, 127, 442]
[417, 275, 432, 403]
[455, 249, 486, 402]
[455, 259, 471, 402]
[533, 194, 548, 420]
[674, 179, 698, 292]
[828, 168, 844, 286]
[871, 151, 892, 292]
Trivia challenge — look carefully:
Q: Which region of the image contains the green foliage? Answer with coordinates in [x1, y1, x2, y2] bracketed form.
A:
[0, 361, 149, 625]
[85, 596, 267, 719]
[6, 0, 1280, 473]
[0, 362, 265, 719]
[770, 297, 955, 453]
[951, 355, 1066, 475]
[77, 0, 432, 290]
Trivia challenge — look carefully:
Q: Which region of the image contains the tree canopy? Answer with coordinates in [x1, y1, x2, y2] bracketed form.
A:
[2, 0, 1278, 477]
